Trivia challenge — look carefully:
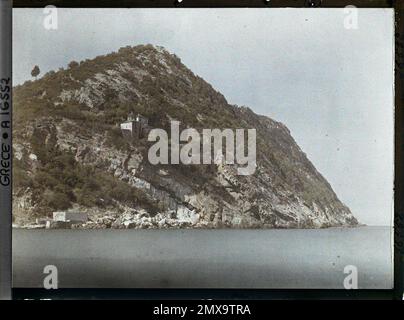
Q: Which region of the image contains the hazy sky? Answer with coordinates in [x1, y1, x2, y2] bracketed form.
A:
[13, 8, 394, 226]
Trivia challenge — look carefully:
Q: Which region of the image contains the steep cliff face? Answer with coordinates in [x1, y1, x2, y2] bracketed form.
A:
[12, 44, 358, 228]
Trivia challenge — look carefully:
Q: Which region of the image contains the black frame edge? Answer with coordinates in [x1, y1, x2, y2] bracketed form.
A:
[0, 0, 12, 301]
[11, 0, 393, 9]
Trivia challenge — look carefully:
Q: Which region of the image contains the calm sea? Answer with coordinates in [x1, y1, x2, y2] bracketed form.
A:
[12, 226, 393, 289]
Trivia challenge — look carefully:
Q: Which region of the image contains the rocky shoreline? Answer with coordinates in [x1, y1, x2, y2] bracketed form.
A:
[13, 209, 363, 230]
[13, 207, 205, 230]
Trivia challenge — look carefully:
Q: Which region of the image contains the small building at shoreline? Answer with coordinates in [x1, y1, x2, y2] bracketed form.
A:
[52, 210, 88, 223]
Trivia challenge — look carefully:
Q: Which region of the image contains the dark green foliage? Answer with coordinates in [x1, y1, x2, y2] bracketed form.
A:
[43, 189, 71, 211]
[105, 126, 130, 151]
[68, 61, 79, 69]
[13, 135, 158, 215]
[31, 65, 40, 78]
[13, 158, 33, 189]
